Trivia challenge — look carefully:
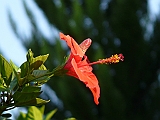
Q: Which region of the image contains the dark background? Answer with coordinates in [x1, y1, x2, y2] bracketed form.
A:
[6, 0, 160, 119]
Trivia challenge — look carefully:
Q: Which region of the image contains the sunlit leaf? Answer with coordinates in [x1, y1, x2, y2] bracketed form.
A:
[10, 60, 19, 72]
[65, 118, 77, 120]
[20, 61, 29, 78]
[0, 54, 13, 86]
[39, 105, 45, 114]
[39, 64, 47, 70]
[26, 49, 34, 63]
[10, 60, 20, 89]
[44, 109, 57, 120]
[10, 61, 21, 88]
[0, 75, 6, 91]
[30, 54, 49, 70]
[26, 106, 43, 120]
[35, 98, 50, 105]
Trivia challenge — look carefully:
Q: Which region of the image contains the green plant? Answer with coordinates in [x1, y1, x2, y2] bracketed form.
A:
[0, 33, 124, 119]
[17, 106, 57, 120]
[0, 49, 55, 118]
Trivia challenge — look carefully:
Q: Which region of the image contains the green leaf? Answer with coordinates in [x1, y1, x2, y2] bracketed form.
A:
[22, 86, 41, 92]
[18, 50, 49, 86]
[30, 54, 49, 70]
[44, 109, 57, 120]
[26, 106, 43, 120]
[39, 105, 45, 115]
[65, 118, 77, 120]
[0, 54, 13, 86]
[10, 60, 20, 89]
[33, 70, 48, 77]
[26, 49, 48, 70]
[0, 76, 7, 91]
[9, 77, 17, 91]
[13, 91, 42, 104]
[17, 112, 27, 120]
[27, 70, 54, 85]
[0, 83, 7, 91]
[10, 60, 19, 72]
[10, 61, 21, 88]
[20, 61, 29, 78]
[29, 70, 50, 82]
[39, 64, 47, 70]
[18, 77, 27, 87]
[15, 98, 49, 107]
[35, 98, 50, 105]
[26, 49, 34, 63]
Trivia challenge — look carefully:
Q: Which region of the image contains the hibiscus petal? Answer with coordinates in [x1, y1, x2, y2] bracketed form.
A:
[79, 38, 92, 53]
[60, 33, 84, 57]
[71, 58, 100, 104]
[78, 55, 92, 72]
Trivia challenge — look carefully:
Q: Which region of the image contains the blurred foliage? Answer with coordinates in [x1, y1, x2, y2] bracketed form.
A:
[17, 105, 76, 120]
[8, 0, 160, 119]
[17, 106, 57, 120]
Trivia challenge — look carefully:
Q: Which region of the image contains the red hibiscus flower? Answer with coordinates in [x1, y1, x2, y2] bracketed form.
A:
[60, 32, 124, 105]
